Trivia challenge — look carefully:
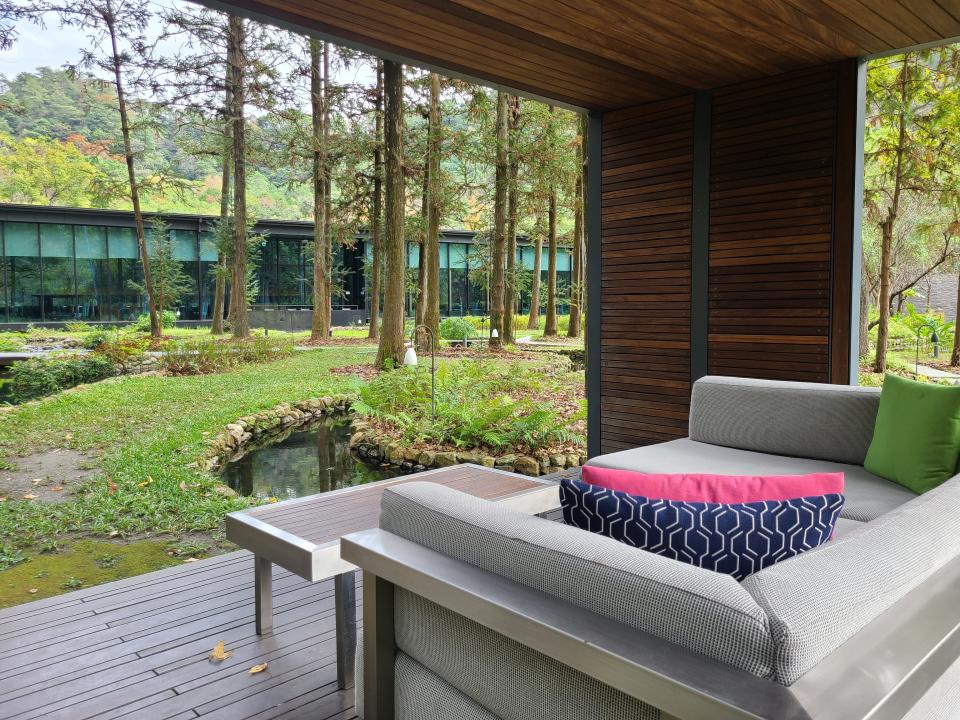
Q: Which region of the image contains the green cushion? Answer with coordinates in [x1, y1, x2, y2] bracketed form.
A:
[864, 374, 960, 494]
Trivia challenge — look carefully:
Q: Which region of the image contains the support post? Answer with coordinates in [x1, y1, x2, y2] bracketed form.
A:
[586, 110, 602, 458]
[335, 570, 357, 690]
[362, 570, 395, 720]
[832, 58, 867, 385]
[254, 555, 273, 635]
[691, 91, 711, 383]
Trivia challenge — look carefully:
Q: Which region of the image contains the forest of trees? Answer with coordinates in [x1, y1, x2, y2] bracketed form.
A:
[0, 0, 586, 362]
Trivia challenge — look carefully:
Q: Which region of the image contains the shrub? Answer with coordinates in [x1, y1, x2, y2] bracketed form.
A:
[81, 328, 114, 350]
[93, 336, 149, 371]
[132, 310, 178, 333]
[160, 335, 294, 376]
[353, 358, 584, 453]
[9, 354, 117, 403]
[0, 333, 26, 352]
[439, 317, 474, 341]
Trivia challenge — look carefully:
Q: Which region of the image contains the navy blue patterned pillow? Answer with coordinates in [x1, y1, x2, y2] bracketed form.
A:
[560, 478, 844, 580]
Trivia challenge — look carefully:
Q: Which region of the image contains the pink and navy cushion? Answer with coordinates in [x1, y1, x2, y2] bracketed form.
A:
[560, 478, 844, 580]
[580, 465, 844, 503]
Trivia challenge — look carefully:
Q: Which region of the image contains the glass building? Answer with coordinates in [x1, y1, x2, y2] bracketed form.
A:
[0, 204, 573, 324]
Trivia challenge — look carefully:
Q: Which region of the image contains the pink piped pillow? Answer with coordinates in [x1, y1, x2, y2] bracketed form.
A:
[580, 465, 844, 503]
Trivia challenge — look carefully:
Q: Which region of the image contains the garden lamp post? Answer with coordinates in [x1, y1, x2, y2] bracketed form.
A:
[932, 330, 941, 359]
[405, 325, 436, 420]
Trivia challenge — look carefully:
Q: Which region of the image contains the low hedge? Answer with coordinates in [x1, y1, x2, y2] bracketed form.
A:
[9, 354, 117, 403]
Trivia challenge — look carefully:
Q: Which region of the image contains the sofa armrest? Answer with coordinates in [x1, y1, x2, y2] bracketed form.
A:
[342, 528, 808, 720]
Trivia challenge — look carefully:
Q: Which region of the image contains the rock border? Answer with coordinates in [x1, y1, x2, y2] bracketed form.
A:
[348, 417, 585, 477]
[200, 394, 355, 472]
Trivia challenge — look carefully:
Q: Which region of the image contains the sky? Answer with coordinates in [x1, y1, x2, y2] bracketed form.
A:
[0, 0, 376, 97]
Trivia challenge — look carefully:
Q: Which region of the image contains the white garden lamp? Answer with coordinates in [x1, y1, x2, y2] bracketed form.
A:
[403, 345, 418, 367]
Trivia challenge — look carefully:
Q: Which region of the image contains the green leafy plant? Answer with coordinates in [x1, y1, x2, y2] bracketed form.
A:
[160, 336, 293, 376]
[0, 546, 27, 571]
[9, 354, 117, 403]
[133, 310, 178, 333]
[439, 317, 474, 342]
[93, 337, 148, 371]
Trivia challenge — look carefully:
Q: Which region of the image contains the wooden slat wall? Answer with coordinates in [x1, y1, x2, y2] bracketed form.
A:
[708, 65, 839, 383]
[600, 96, 694, 453]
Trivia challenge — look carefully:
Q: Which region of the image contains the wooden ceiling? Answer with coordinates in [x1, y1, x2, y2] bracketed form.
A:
[214, 0, 960, 109]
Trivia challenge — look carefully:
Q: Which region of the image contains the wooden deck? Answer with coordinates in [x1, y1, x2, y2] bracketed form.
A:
[0, 550, 358, 720]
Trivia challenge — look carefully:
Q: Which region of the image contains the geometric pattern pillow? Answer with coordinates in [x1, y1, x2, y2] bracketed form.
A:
[560, 478, 845, 581]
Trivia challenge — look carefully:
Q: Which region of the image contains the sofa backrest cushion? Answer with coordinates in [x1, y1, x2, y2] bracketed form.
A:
[741, 474, 960, 685]
[689, 376, 880, 465]
[380, 481, 777, 680]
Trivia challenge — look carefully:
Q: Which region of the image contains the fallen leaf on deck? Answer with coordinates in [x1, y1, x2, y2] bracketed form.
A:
[248, 663, 268, 674]
[184, 557, 199, 563]
[209, 641, 232, 661]
[267, 497, 279, 503]
[23, 493, 37, 500]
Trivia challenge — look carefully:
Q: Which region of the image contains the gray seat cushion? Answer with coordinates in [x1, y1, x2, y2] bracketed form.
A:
[586, 438, 917, 522]
[380, 482, 776, 679]
[742, 475, 960, 685]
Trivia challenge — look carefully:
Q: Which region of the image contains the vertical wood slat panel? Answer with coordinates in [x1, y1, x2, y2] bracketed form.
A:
[600, 97, 694, 454]
[708, 65, 839, 383]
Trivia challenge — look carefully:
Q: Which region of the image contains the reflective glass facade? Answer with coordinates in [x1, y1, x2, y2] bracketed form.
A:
[0, 208, 572, 323]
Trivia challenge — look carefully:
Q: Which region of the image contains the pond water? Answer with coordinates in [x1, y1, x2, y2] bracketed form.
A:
[221, 417, 393, 500]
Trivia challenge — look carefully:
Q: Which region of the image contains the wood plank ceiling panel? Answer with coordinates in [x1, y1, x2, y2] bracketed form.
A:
[600, 97, 694, 453]
[215, 0, 960, 110]
[708, 66, 839, 383]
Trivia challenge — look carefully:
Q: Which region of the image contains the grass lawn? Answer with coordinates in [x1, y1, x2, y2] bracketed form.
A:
[0, 346, 375, 603]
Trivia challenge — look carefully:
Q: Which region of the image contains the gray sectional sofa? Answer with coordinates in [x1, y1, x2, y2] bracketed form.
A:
[343, 376, 960, 720]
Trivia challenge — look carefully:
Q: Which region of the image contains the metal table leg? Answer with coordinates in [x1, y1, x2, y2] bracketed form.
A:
[336, 570, 358, 690]
[255, 556, 273, 635]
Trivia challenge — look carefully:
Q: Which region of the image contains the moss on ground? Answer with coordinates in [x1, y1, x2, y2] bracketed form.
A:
[0, 539, 184, 609]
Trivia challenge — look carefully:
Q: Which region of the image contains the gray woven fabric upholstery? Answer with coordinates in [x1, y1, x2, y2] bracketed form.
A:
[689, 376, 880, 465]
[395, 652, 502, 720]
[902, 654, 960, 720]
[380, 482, 776, 678]
[742, 475, 960, 685]
[586, 438, 916, 522]
[357, 634, 503, 719]
[395, 588, 659, 720]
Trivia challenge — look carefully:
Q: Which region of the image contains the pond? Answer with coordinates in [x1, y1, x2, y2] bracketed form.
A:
[220, 416, 393, 500]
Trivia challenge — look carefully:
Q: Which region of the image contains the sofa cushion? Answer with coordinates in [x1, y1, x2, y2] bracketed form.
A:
[581, 465, 845, 503]
[741, 474, 960, 685]
[689, 376, 880, 465]
[864, 373, 960, 494]
[587, 438, 916, 522]
[380, 481, 777, 679]
[561, 478, 844, 580]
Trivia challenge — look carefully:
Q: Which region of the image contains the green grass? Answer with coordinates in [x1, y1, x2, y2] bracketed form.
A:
[0, 346, 374, 552]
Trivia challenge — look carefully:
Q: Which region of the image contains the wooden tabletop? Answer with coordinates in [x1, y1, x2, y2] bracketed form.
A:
[226, 464, 560, 581]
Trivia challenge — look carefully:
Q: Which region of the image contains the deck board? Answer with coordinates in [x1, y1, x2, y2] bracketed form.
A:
[0, 551, 358, 720]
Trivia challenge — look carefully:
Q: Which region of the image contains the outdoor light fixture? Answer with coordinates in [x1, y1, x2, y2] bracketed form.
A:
[409, 325, 437, 420]
[932, 330, 941, 359]
[491, 328, 499, 339]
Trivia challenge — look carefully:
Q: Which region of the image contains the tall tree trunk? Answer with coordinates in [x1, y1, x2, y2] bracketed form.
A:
[503, 95, 519, 345]
[489, 91, 509, 349]
[310, 39, 329, 341]
[322, 42, 333, 334]
[568, 115, 585, 338]
[107, 4, 159, 337]
[375, 60, 406, 369]
[415, 168, 428, 328]
[211, 63, 232, 336]
[951, 271, 960, 367]
[872, 56, 909, 374]
[527, 219, 542, 329]
[228, 15, 249, 339]
[422, 72, 442, 347]
[367, 60, 383, 340]
[543, 187, 559, 336]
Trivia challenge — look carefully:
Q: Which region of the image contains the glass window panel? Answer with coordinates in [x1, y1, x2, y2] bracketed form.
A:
[257, 238, 278, 304]
[0, 227, 9, 322]
[76, 225, 110, 321]
[278, 238, 305, 305]
[439, 243, 449, 269]
[108, 227, 139, 259]
[199, 231, 218, 261]
[408, 241, 419, 269]
[521, 245, 536, 270]
[450, 243, 468, 269]
[439, 267, 449, 315]
[4, 222, 38, 256]
[171, 230, 198, 261]
[40, 224, 75, 320]
[175, 261, 199, 319]
[558, 249, 571, 272]
[40, 224, 73, 257]
[450, 268, 467, 316]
